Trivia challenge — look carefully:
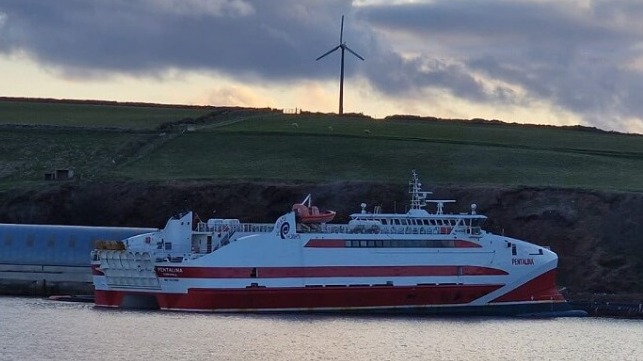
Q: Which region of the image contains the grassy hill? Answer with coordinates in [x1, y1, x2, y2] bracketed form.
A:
[1, 97, 642, 192]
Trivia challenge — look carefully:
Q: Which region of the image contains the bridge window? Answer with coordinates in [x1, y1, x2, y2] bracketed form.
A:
[471, 218, 486, 227]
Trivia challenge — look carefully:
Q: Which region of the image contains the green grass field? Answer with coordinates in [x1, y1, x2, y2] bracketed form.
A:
[1, 99, 642, 192]
[0, 99, 211, 129]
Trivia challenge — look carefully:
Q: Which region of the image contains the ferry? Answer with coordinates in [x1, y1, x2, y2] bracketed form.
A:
[91, 171, 584, 316]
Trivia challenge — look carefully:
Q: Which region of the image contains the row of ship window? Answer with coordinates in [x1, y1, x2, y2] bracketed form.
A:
[344, 239, 460, 248]
[356, 218, 459, 226]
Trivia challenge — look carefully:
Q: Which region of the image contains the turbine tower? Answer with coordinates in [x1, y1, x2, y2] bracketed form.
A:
[316, 15, 364, 115]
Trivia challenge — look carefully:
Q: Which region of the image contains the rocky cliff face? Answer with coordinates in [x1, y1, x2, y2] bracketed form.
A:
[1, 181, 641, 299]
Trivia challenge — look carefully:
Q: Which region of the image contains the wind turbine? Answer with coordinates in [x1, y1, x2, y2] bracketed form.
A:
[316, 15, 364, 115]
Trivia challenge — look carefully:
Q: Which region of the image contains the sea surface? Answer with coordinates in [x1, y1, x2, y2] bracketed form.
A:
[1, 297, 642, 361]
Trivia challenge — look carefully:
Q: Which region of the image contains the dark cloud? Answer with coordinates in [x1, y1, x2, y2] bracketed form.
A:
[0, 0, 357, 80]
[359, 1, 627, 47]
[363, 54, 506, 103]
[359, 0, 643, 130]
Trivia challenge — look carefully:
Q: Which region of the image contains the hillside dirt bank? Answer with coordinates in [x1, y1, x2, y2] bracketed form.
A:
[0, 180, 642, 302]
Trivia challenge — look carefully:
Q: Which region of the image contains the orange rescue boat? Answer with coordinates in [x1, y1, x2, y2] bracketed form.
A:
[292, 194, 336, 224]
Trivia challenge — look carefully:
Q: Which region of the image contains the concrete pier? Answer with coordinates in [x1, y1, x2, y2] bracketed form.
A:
[0, 264, 93, 296]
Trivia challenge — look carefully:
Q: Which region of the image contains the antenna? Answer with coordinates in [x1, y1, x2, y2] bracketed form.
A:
[409, 170, 431, 211]
[316, 15, 365, 115]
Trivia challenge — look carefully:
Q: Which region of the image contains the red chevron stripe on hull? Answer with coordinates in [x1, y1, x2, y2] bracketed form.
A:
[492, 269, 565, 302]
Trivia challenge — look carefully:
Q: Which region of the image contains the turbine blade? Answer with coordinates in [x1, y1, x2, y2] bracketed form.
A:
[344, 45, 365, 61]
[316, 45, 341, 61]
[340, 15, 344, 44]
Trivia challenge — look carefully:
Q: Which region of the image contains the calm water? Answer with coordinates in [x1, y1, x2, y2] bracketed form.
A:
[1, 297, 642, 361]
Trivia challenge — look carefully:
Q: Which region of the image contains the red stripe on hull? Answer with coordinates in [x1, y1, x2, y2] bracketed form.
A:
[454, 240, 482, 248]
[462, 266, 506, 276]
[492, 269, 565, 302]
[155, 265, 508, 278]
[305, 239, 346, 247]
[95, 289, 125, 307]
[96, 284, 504, 311]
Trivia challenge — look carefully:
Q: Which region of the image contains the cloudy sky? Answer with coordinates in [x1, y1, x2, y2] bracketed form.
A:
[1, 0, 643, 133]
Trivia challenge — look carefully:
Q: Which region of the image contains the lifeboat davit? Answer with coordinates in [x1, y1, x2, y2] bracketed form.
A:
[292, 194, 336, 224]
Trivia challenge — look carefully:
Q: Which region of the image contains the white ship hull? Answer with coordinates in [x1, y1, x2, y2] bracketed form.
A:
[91, 172, 582, 316]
